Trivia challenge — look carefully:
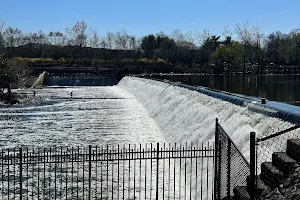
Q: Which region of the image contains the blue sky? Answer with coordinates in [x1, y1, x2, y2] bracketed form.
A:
[1, 0, 299, 37]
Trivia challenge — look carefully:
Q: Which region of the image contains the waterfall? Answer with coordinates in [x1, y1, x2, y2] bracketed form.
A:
[31, 71, 46, 88]
[117, 76, 296, 161]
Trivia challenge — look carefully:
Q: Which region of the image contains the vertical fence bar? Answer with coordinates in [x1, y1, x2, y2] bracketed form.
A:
[133, 147, 136, 200]
[38, 150, 40, 199]
[95, 146, 98, 200]
[48, 149, 51, 198]
[31, 151, 34, 200]
[83, 148, 85, 199]
[111, 148, 114, 200]
[54, 148, 57, 200]
[144, 145, 147, 200]
[75, 147, 80, 200]
[156, 143, 159, 200]
[26, 148, 29, 200]
[179, 144, 182, 200]
[173, 144, 176, 199]
[1, 149, 4, 200]
[195, 144, 198, 200]
[139, 144, 142, 200]
[128, 144, 131, 200]
[184, 143, 187, 200]
[60, 147, 63, 200]
[101, 146, 103, 200]
[190, 143, 193, 200]
[150, 143, 153, 200]
[227, 138, 231, 198]
[163, 143, 166, 200]
[106, 146, 110, 199]
[212, 143, 215, 200]
[71, 147, 74, 199]
[250, 132, 256, 200]
[14, 149, 16, 199]
[65, 151, 68, 200]
[168, 143, 171, 199]
[118, 145, 120, 200]
[19, 148, 23, 200]
[218, 140, 221, 200]
[201, 142, 204, 200]
[122, 147, 125, 200]
[43, 148, 46, 199]
[88, 145, 92, 200]
[8, 149, 10, 200]
[214, 118, 219, 200]
[206, 144, 209, 200]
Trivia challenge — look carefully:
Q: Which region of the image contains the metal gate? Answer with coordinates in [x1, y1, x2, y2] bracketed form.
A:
[1, 142, 215, 199]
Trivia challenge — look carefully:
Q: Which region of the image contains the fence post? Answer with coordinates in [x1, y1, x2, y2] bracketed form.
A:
[88, 145, 92, 200]
[214, 118, 219, 200]
[19, 148, 23, 199]
[156, 143, 159, 200]
[250, 132, 256, 200]
[227, 138, 231, 199]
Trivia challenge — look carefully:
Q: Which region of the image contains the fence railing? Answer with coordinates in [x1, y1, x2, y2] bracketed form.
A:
[250, 123, 300, 197]
[1, 143, 215, 200]
[215, 118, 250, 200]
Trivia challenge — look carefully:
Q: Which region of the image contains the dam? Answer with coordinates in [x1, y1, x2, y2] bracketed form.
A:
[0, 76, 299, 199]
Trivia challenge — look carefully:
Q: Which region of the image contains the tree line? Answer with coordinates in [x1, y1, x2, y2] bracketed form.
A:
[0, 18, 300, 75]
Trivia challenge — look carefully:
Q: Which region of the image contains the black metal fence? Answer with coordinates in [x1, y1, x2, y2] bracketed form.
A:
[1, 143, 215, 200]
[215, 119, 250, 200]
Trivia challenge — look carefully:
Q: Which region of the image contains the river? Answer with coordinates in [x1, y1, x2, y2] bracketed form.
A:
[150, 74, 300, 106]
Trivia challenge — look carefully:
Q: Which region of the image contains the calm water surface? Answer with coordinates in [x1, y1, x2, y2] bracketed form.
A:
[151, 75, 300, 106]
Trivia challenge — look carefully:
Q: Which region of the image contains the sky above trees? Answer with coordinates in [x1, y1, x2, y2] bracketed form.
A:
[1, 0, 299, 37]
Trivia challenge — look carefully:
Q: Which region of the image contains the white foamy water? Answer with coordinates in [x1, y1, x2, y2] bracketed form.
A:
[0, 86, 164, 149]
[0, 76, 298, 199]
[117, 76, 295, 161]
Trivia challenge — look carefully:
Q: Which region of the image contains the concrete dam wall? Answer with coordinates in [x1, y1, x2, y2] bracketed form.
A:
[45, 74, 120, 86]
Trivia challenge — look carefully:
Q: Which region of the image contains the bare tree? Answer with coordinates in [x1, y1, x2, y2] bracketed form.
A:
[115, 29, 129, 50]
[236, 21, 259, 73]
[4, 27, 22, 47]
[184, 31, 196, 45]
[0, 18, 4, 33]
[128, 35, 137, 50]
[66, 21, 88, 46]
[90, 29, 100, 48]
[222, 26, 233, 40]
[253, 26, 264, 73]
[195, 29, 211, 47]
[171, 29, 185, 46]
[3, 27, 22, 57]
[0, 18, 5, 51]
[99, 36, 108, 48]
[48, 31, 64, 46]
[105, 31, 114, 49]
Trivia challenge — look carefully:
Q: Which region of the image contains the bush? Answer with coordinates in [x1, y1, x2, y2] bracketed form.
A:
[157, 58, 167, 64]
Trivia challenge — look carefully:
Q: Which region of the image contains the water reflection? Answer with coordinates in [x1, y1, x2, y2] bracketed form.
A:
[151, 75, 300, 106]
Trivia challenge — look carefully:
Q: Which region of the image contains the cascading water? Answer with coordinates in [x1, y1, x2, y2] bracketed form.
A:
[117, 76, 300, 199]
[117, 76, 296, 161]
[1, 76, 298, 199]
